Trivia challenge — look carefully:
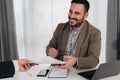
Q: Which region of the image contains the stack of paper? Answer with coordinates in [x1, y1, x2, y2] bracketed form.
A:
[48, 66, 69, 78]
[34, 56, 67, 64]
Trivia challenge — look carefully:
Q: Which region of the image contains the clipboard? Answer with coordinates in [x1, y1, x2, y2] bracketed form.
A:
[48, 66, 69, 78]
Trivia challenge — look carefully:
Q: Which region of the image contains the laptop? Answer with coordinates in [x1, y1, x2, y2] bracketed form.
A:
[77, 61, 120, 80]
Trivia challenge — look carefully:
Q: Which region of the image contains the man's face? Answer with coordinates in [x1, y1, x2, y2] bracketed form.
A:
[68, 3, 88, 28]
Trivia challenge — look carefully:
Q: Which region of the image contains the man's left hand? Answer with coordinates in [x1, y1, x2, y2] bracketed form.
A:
[57, 55, 77, 69]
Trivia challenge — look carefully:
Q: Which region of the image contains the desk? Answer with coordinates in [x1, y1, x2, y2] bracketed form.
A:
[0, 65, 87, 80]
[1, 65, 120, 80]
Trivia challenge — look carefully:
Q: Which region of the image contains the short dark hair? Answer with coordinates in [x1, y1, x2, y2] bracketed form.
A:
[71, 0, 90, 12]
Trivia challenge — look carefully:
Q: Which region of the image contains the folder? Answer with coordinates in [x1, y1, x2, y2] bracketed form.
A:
[48, 66, 69, 78]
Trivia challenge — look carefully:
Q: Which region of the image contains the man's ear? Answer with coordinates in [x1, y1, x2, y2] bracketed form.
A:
[84, 12, 89, 19]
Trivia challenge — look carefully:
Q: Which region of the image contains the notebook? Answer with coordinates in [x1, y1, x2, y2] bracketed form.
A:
[48, 66, 69, 78]
[78, 61, 120, 80]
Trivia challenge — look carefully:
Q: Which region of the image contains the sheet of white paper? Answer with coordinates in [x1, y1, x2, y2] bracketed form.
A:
[33, 56, 67, 64]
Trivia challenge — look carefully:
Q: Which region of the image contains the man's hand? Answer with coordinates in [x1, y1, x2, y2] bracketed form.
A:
[17, 59, 37, 72]
[57, 55, 77, 69]
[48, 47, 58, 58]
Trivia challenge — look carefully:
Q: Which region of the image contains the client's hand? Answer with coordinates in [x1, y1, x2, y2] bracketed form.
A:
[17, 59, 38, 72]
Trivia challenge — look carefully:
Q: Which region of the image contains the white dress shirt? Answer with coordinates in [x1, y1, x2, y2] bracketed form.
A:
[12, 60, 19, 72]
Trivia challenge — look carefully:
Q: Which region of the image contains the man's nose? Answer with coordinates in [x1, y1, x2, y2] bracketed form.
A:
[69, 13, 76, 18]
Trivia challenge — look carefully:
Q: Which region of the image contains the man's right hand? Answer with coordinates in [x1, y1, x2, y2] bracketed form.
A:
[48, 47, 58, 58]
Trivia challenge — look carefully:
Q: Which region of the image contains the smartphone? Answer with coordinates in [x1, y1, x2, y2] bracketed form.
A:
[37, 69, 49, 77]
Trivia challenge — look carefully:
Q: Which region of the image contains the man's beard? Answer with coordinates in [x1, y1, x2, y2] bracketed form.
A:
[68, 17, 84, 28]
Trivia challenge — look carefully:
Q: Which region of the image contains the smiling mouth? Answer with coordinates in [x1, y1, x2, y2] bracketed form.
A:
[69, 19, 77, 24]
[69, 17, 78, 21]
[70, 19, 76, 21]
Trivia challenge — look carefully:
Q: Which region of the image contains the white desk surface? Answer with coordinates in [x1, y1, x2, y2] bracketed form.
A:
[1, 65, 120, 80]
[0, 65, 87, 80]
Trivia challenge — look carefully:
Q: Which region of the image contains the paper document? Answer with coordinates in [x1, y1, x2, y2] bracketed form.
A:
[48, 66, 69, 78]
[34, 56, 67, 64]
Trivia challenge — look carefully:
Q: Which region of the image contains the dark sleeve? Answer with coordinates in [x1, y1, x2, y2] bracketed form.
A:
[0, 61, 15, 79]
